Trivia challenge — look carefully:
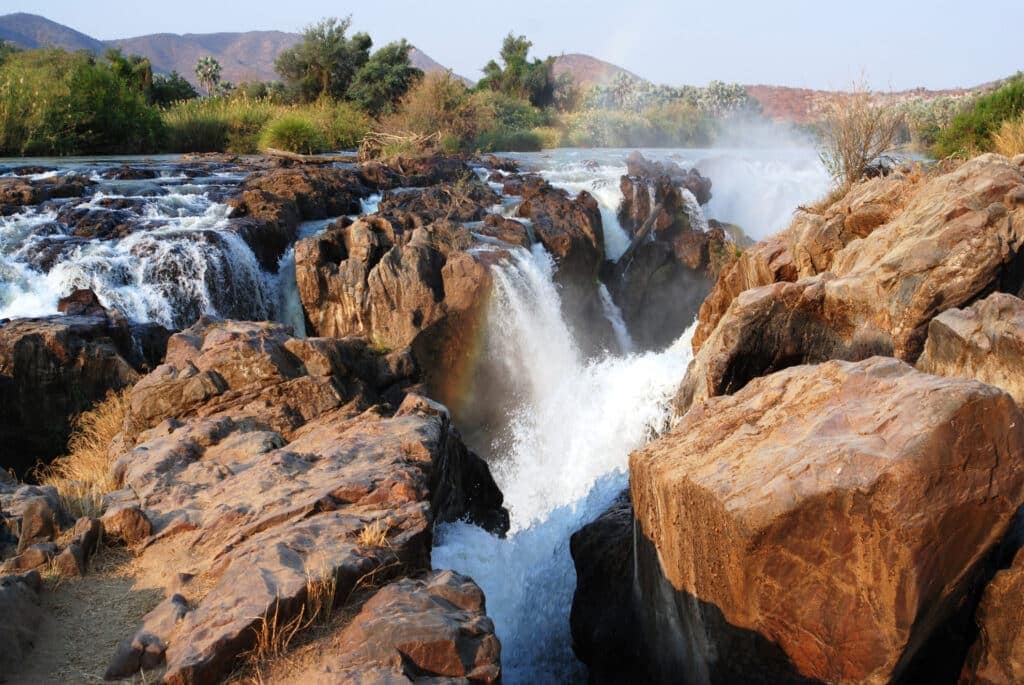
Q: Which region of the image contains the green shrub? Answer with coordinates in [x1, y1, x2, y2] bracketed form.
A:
[308, 100, 371, 149]
[471, 128, 543, 152]
[531, 126, 563, 149]
[0, 48, 163, 155]
[934, 75, 1024, 158]
[259, 114, 326, 153]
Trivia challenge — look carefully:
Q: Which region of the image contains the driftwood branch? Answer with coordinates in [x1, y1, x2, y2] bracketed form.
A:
[263, 147, 357, 164]
[616, 202, 664, 267]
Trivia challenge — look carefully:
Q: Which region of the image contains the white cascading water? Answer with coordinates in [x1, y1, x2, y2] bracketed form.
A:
[432, 244, 695, 683]
[0, 193, 273, 327]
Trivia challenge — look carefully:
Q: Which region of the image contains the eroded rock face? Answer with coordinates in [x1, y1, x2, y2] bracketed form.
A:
[295, 216, 495, 414]
[297, 570, 501, 683]
[679, 154, 1024, 413]
[917, 292, 1024, 406]
[101, 319, 506, 684]
[0, 313, 140, 473]
[960, 548, 1024, 684]
[631, 358, 1024, 684]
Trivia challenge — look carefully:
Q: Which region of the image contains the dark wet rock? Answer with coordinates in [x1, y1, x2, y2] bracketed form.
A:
[570, 491, 648, 684]
[56, 203, 139, 240]
[0, 174, 93, 210]
[479, 213, 531, 247]
[58, 289, 108, 317]
[297, 570, 501, 683]
[0, 313, 140, 473]
[625, 151, 712, 206]
[100, 165, 160, 181]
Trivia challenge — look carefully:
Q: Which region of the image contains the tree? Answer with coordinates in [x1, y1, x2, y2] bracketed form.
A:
[347, 40, 423, 116]
[275, 16, 372, 102]
[103, 48, 153, 94]
[194, 56, 222, 95]
[149, 71, 198, 106]
[817, 83, 903, 187]
[477, 33, 555, 108]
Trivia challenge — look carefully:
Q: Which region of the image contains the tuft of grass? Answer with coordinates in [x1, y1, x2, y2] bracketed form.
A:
[993, 116, 1024, 157]
[356, 519, 391, 548]
[37, 389, 130, 519]
[304, 569, 338, 627]
[258, 114, 326, 154]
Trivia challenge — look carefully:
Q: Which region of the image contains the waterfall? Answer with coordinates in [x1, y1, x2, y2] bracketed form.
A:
[432, 244, 695, 683]
[680, 188, 709, 233]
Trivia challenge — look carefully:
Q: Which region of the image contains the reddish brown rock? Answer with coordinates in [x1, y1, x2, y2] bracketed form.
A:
[917, 292, 1024, 406]
[298, 570, 501, 683]
[295, 216, 495, 413]
[377, 180, 500, 224]
[960, 548, 1024, 684]
[100, 320, 506, 684]
[516, 180, 603, 284]
[680, 155, 1024, 413]
[632, 358, 1024, 683]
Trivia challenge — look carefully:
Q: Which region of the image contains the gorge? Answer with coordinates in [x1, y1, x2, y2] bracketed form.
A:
[3, 142, 1024, 685]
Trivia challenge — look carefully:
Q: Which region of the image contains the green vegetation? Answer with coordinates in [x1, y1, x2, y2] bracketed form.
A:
[259, 114, 326, 153]
[346, 39, 423, 116]
[478, 33, 557, 108]
[932, 75, 1024, 158]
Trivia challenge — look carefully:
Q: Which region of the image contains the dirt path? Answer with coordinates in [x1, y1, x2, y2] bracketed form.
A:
[3, 548, 162, 685]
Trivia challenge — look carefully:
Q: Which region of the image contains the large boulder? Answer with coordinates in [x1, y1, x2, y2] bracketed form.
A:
[377, 179, 501, 224]
[630, 357, 1024, 683]
[297, 570, 501, 683]
[295, 216, 496, 414]
[98, 319, 507, 684]
[0, 571, 43, 671]
[960, 548, 1024, 684]
[0, 313, 140, 473]
[917, 292, 1024, 406]
[679, 154, 1024, 413]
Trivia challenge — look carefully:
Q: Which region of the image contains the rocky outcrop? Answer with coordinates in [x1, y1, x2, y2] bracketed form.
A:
[917, 292, 1024, 406]
[99, 319, 506, 684]
[960, 548, 1024, 684]
[679, 154, 1024, 413]
[629, 358, 1024, 684]
[377, 180, 500, 224]
[0, 312, 140, 473]
[295, 215, 497, 414]
[624, 151, 712, 208]
[297, 570, 501, 683]
[0, 174, 94, 212]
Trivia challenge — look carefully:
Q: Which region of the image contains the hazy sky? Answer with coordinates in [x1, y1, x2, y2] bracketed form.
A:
[3, 0, 1021, 90]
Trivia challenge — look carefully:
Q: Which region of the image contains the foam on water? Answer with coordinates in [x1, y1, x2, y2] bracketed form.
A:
[432, 244, 694, 683]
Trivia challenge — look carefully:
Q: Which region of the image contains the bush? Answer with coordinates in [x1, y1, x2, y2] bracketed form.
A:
[259, 114, 326, 153]
[307, 99, 371, 149]
[471, 128, 543, 152]
[0, 48, 163, 155]
[162, 97, 276, 153]
[816, 85, 903, 187]
[934, 75, 1024, 158]
[993, 116, 1024, 157]
[531, 126, 563, 149]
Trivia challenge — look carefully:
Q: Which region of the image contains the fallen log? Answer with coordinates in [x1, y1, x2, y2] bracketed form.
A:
[263, 147, 357, 164]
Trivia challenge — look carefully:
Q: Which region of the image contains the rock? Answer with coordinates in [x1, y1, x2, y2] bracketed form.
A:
[377, 180, 500, 224]
[631, 358, 1024, 683]
[58, 288, 108, 317]
[917, 292, 1024, 406]
[570, 491, 648, 683]
[680, 155, 1024, 413]
[960, 548, 1024, 684]
[0, 571, 44, 669]
[52, 543, 86, 577]
[2, 542, 58, 572]
[624, 151, 712, 205]
[100, 165, 159, 181]
[70, 516, 102, 559]
[101, 505, 152, 548]
[15, 497, 58, 553]
[387, 155, 475, 187]
[0, 313, 140, 474]
[0, 174, 92, 209]
[56, 204, 138, 240]
[105, 594, 189, 679]
[295, 216, 494, 413]
[479, 214, 531, 247]
[102, 319, 506, 685]
[297, 570, 501, 683]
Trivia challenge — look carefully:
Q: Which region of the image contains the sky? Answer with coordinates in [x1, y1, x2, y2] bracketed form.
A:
[1, 0, 1021, 90]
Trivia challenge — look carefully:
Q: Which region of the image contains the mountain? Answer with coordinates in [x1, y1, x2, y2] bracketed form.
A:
[0, 13, 464, 85]
[552, 53, 643, 89]
[0, 12, 104, 53]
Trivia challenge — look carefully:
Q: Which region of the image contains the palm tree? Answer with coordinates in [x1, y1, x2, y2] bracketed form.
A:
[194, 56, 222, 95]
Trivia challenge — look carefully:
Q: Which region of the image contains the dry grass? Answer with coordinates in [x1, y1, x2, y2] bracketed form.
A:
[36, 389, 130, 518]
[818, 81, 903, 187]
[993, 116, 1024, 157]
[356, 519, 391, 548]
